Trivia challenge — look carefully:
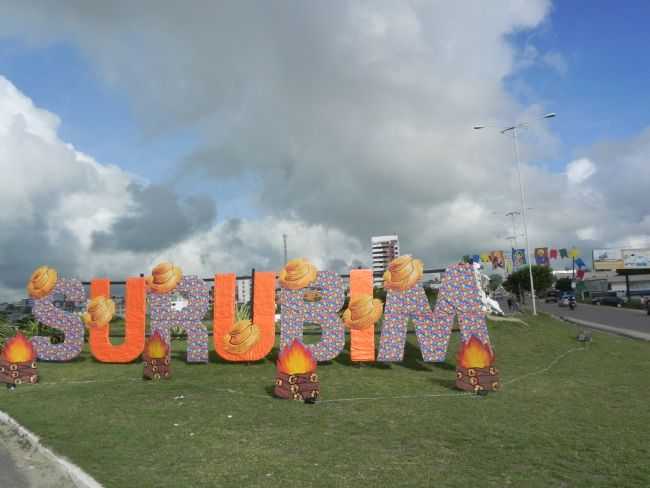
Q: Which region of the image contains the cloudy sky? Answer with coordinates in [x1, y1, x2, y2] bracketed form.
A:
[1, 1, 649, 300]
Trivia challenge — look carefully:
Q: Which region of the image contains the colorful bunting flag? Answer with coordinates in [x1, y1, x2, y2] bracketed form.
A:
[534, 247, 549, 266]
[559, 248, 568, 259]
[550, 248, 558, 260]
[569, 247, 580, 259]
[512, 249, 526, 267]
[489, 251, 505, 269]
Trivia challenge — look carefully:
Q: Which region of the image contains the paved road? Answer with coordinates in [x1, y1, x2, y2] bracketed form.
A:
[535, 300, 650, 335]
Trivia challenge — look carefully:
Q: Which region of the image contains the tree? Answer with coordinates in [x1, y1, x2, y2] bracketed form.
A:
[555, 277, 573, 293]
[503, 265, 554, 296]
[488, 274, 503, 292]
[424, 287, 438, 308]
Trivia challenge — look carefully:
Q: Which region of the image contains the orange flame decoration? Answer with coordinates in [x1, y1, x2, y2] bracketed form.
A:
[457, 336, 494, 369]
[277, 340, 316, 375]
[1, 332, 36, 363]
[145, 331, 169, 359]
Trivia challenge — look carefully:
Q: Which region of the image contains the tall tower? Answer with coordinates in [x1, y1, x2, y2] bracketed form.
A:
[371, 235, 400, 286]
[282, 234, 288, 265]
[236, 279, 252, 304]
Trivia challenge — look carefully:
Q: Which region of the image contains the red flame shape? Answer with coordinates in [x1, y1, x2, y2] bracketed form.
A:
[1, 332, 36, 363]
[145, 331, 169, 359]
[277, 340, 316, 374]
[457, 336, 494, 369]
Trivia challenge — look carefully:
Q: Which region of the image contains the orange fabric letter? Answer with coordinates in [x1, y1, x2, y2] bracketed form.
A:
[251, 271, 276, 359]
[213, 272, 276, 362]
[88, 277, 146, 363]
[349, 269, 375, 361]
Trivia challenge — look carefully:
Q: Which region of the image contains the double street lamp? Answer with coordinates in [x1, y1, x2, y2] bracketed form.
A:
[474, 113, 556, 315]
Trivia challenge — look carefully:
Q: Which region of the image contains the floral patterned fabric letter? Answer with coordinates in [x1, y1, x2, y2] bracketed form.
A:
[430, 263, 490, 361]
[280, 271, 345, 362]
[376, 284, 439, 362]
[149, 275, 210, 363]
[32, 278, 86, 361]
[377, 263, 490, 362]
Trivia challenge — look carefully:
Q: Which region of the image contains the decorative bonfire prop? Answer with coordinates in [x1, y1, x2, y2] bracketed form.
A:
[143, 331, 171, 380]
[455, 336, 500, 395]
[0, 332, 38, 387]
[274, 340, 320, 403]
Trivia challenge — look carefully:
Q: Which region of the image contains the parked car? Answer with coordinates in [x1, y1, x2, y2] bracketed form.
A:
[643, 296, 650, 315]
[558, 293, 575, 307]
[545, 290, 560, 303]
[592, 295, 624, 307]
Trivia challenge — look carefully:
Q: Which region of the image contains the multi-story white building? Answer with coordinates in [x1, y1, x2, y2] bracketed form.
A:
[237, 278, 252, 304]
[371, 235, 400, 286]
[111, 295, 126, 317]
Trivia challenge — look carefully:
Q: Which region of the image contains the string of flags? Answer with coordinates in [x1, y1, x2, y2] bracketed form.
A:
[463, 247, 586, 274]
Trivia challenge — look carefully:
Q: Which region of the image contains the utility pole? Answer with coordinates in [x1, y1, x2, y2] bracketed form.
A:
[282, 234, 288, 265]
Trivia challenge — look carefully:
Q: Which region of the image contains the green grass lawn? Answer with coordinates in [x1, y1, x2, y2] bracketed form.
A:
[2, 314, 650, 487]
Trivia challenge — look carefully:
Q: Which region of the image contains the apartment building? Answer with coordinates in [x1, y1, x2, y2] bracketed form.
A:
[371, 235, 400, 286]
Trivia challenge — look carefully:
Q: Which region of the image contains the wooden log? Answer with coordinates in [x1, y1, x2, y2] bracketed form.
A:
[143, 355, 171, 380]
[0, 359, 38, 385]
[274, 372, 320, 400]
[455, 366, 500, 393]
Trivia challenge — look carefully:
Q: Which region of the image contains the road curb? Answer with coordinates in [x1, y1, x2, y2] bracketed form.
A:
[546, 313, 650, 342]
[0, 410, 103, 488]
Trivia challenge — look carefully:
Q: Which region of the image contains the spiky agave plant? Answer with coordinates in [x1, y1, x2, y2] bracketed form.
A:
[235, 303, 251, 322]
[18, 318, 40, 338]
[0, 319, 16, 348]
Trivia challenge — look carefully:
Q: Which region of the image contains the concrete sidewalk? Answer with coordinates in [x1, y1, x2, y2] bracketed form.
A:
[0, 440, 29, 488]
[549, 313, 650, 341]
[0, 411, 102, 487]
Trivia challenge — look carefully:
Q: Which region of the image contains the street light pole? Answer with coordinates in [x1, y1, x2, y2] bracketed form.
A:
[509, 126, 537, 315]
[282, 234, 288, 265]
[473, 112, 555, 316]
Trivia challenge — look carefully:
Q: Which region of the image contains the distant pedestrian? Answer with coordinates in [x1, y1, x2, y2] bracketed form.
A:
[507, 297, 513, 312]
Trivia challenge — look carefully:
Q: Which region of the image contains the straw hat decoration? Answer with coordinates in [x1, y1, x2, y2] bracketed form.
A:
[279, 258, 318, 290]
[145, 262, 183, 294]
[383, 255, 423, 291]
[27, 266, 58, 299]
[342, 294, 383, 330]
[82, 296, 116, 328]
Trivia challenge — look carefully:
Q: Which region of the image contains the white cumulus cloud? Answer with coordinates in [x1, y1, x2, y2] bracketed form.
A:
[0, 1, 649, 298]
[566, 158, 597, 185]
